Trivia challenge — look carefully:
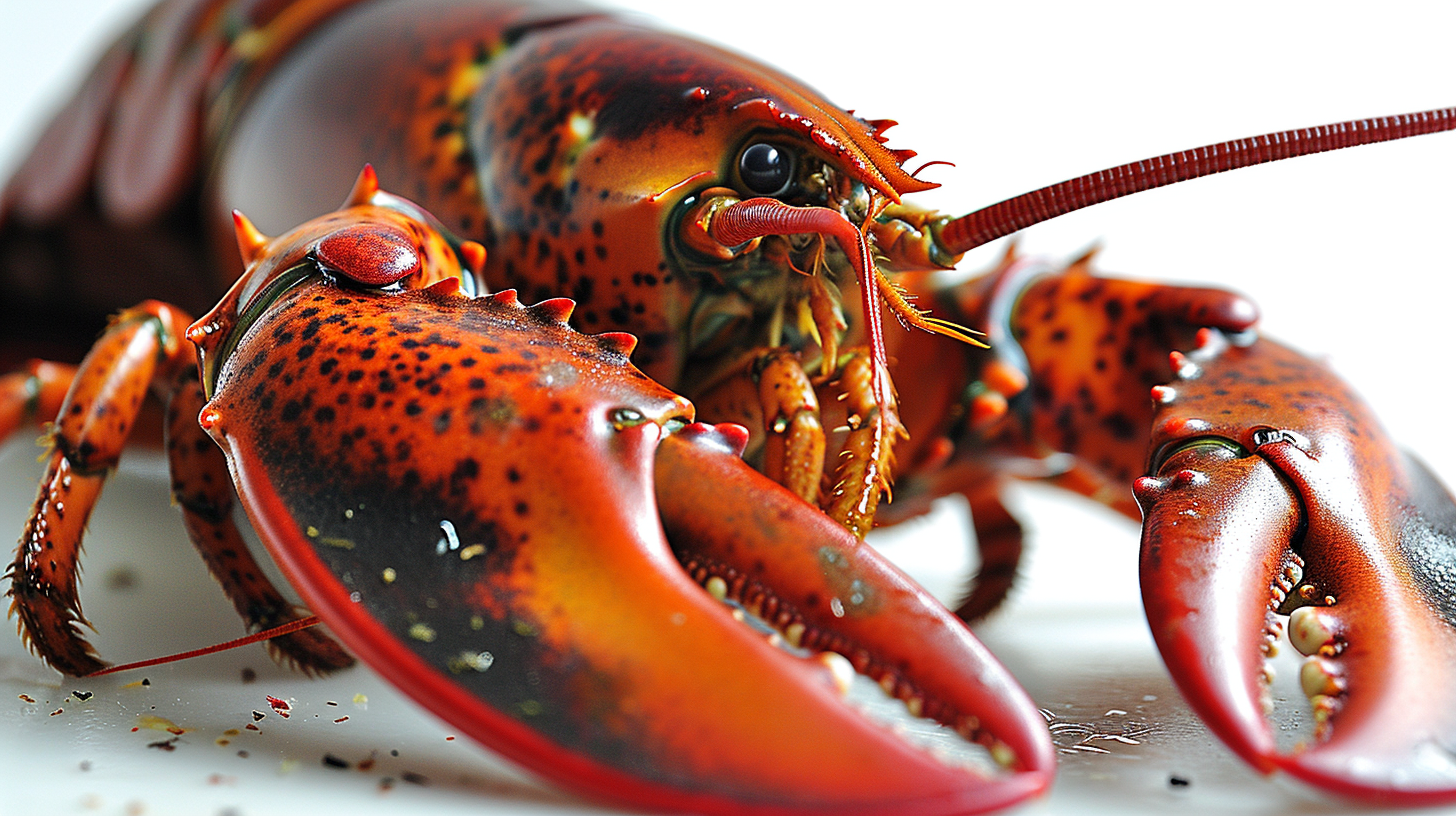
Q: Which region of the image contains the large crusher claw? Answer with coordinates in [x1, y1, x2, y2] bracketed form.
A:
[1135, 329, 1456, 804]
[198, 245, 1054, 814]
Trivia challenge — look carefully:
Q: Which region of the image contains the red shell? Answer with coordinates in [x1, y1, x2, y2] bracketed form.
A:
[314, 225, 421, 285]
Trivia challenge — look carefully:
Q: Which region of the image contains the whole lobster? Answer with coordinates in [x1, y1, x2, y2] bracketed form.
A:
[2, 1, 1456, 815]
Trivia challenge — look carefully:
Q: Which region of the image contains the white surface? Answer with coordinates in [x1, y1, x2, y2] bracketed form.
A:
[2, 2, 1456, 815]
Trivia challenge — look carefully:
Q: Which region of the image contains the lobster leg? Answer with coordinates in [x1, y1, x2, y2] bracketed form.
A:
[820, 348, 903, 539]
[165, 373, 354, 674]
[1137, 331, 1456, 803]
[5, 301, 195, 675]
[3, 300, 349, 675]
[0, 361, 77, 440]
[690, 344, 899, 538]
[756, 347, 826, 504]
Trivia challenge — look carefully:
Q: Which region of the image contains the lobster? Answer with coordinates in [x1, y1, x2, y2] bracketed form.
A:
[2, 0, 1455, 812]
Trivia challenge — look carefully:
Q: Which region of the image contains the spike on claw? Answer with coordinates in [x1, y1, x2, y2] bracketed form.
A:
[596, 331, 638, 357]
[424, 278, 461, 296]
[231, 210, 270, 267]
[458, 240, 487, 275]
[531, 297, 575, 323]
[343, 164, 380, 207]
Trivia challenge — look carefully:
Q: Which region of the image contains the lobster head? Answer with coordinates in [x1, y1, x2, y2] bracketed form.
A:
[472, 17, 962, 390]
[186, 170, 1054, 815]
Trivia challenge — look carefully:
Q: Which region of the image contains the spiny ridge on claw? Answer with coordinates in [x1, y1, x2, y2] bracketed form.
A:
[231, 210, 270, 266]
[457, 240, 487, 274]
[343, 164, 381, 207]
[595, 331, 637, 357]
[528, 297, 575, 324]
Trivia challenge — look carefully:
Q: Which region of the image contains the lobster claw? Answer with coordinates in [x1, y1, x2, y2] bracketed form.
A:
[201, 270, 1053, 814]
[1135, 330, 1456, 803]
[655, 424, 1055, 814]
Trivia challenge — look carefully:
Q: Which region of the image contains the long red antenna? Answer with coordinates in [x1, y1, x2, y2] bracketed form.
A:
[83, 615, 324, 677]
[939, 107, 1456, 255]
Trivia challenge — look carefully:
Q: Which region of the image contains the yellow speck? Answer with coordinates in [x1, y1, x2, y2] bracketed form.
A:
[137, 714, 185, 734]
[990, 741, 1016, 768]
[232, 29, 269, 60]
[459, 544, 486, 561]
[512, 619, 538, 637]
[518, 699, 542, 716]
[447, 62, 485, 105]
[320, 537, 355, 550]
[305, 526, 319, 538]
[381, 568, 397, 584]
[343, 508, 354, 519]
[469, 616, 484, 631]
[408, 623, 437, 643]
[352, 693, 368, 706]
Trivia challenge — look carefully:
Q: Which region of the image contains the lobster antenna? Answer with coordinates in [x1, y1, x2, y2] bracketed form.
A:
[82, 616, 324, 677]
[938, 107, 1456, 255]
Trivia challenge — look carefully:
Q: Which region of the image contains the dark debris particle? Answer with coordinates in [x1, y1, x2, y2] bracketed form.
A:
[266, 695, 291, 717]
[17, 694, 35, 703]
[1169, 775, 1191, 788]
[50, 708, 63, 716]
[148, 737, 180, 751]
[104, 565, 138, 591]
[402, 770, 429, 786]
[241, 667, 257, 684]
[79, 760, 92, 771]
[71, 690, 93, 701]
[379, 778, 396, 792]
[252, 710, 266, 722]
[390, 749, 399, 757]
[236, 750, 249, 759]
[322, 753, 351, 770]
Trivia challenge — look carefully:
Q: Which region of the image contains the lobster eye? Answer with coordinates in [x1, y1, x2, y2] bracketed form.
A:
[314, 224, 421, 287]
[738, 142, 794, 196]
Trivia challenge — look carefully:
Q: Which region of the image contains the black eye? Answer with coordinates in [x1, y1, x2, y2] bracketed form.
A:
[738, 142, 794, 196]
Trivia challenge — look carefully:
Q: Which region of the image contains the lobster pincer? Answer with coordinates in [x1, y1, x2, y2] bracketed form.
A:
[1135, 329, 1456, 803]
[6, 173, 1054, 816]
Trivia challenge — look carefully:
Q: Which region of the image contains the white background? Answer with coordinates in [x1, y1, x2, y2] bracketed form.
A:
[2, 2, 1454, 815]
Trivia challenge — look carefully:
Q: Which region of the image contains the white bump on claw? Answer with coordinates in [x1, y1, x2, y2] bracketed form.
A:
[1300, 656, 1344, 699]
[819, 652, 856, 696]
[784, 622, 806, 648]
[705, 576, 728, 601]
[1288, 605, 1338, 657]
